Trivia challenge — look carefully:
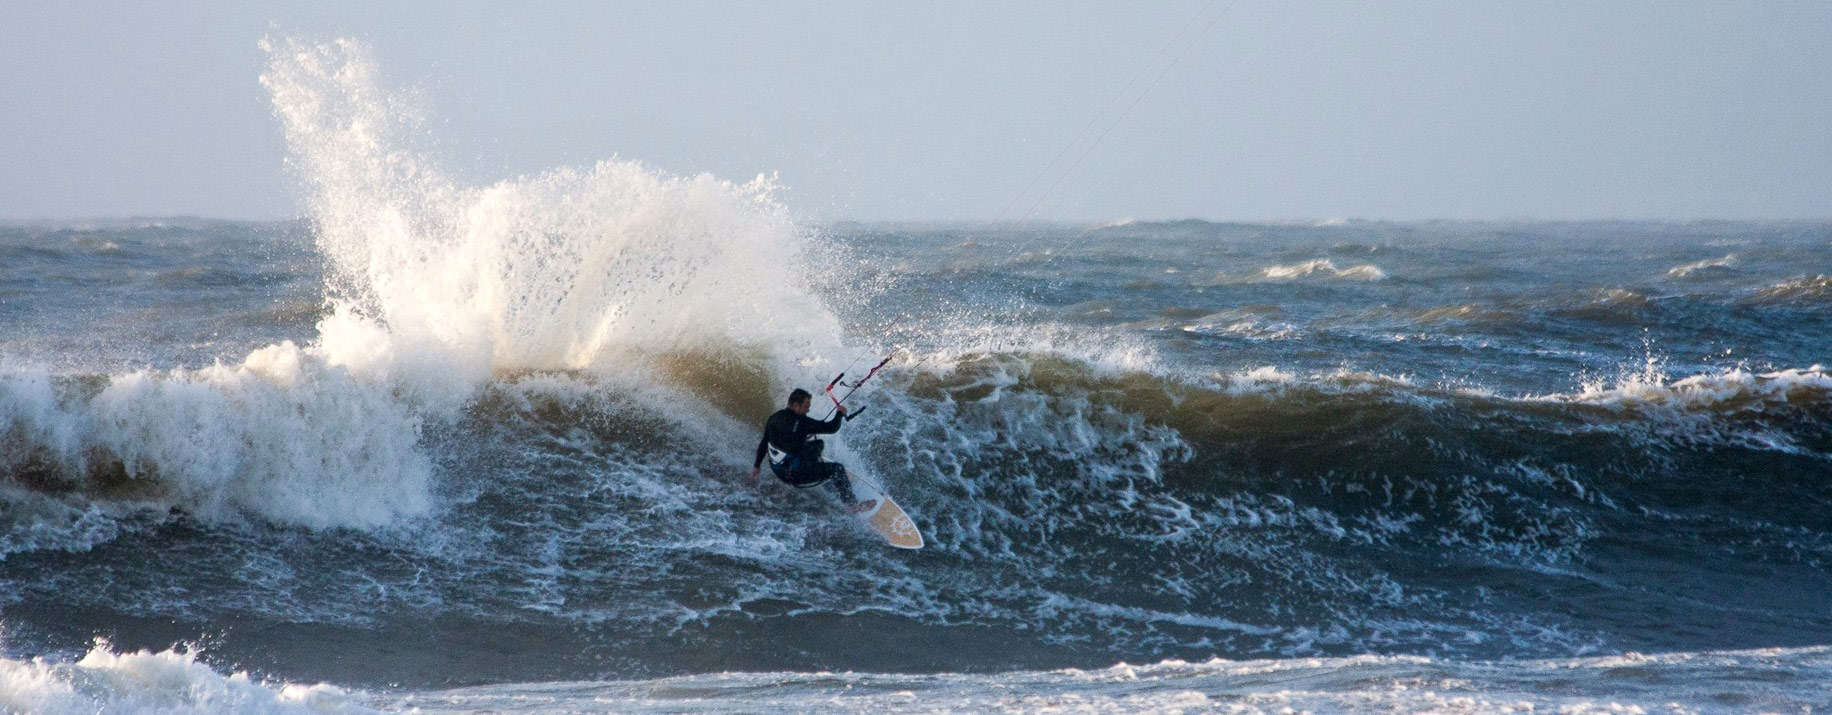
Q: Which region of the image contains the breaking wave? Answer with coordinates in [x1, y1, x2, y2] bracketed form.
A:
[1748, 274, 1832, 304]
[1259, 259, 1387, 281]
[1, 38, 852, 535]
[1666, 253, 1737, 278]
[0, 344, 428, 533]
[0, 642, 361, 715]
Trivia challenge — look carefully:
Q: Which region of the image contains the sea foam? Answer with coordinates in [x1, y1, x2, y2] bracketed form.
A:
[0, 642, 365, 715]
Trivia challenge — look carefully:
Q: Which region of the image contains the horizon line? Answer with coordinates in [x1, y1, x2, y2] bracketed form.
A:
[4, 214, 1831, 228]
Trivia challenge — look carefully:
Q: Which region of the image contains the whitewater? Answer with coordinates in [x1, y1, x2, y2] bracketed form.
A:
[1, 39, 1829, 713]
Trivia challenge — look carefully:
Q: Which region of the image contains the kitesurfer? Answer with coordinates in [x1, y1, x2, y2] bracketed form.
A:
[749, 388, 876, 513]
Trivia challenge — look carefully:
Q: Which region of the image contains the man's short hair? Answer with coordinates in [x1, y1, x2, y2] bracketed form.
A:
[788, 388, 812, 406]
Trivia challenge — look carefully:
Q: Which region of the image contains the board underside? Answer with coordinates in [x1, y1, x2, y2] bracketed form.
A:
[864, 497, 923, 549]
[849, 474, 923, 549]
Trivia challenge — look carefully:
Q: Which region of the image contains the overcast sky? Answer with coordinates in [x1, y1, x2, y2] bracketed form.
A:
[2, 1, 1828, 222]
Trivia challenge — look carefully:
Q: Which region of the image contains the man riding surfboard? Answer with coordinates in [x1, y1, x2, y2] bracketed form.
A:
[749, 388, 877, 514]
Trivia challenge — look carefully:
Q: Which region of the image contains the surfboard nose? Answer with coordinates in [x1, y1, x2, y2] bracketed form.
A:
[870, 503, 924, 549]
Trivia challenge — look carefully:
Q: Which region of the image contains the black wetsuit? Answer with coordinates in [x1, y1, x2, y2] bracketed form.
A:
[753, 408, 857, 503]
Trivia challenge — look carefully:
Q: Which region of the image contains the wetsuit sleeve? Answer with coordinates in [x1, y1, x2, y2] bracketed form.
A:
[801, 413, 845, 435]
[753, 430, 768, 469]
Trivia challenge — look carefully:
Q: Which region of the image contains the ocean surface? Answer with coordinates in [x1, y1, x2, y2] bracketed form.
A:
[3, 39, 1831, 713]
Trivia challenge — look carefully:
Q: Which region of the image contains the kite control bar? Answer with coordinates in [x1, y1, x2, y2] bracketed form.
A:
[823, 355, 893, 420]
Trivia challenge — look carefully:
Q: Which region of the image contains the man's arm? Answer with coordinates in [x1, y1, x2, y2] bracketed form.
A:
[801, 407, 846, 435]
[746, 432, 767, 487]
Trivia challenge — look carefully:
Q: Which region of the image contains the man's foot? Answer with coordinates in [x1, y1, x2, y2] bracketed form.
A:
[848, 499, 878, 514]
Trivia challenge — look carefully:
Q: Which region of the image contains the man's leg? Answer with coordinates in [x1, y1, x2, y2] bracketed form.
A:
[824, 464, 857, 504]
[799, 461, 872, 511]
[792, 461, 848, 501]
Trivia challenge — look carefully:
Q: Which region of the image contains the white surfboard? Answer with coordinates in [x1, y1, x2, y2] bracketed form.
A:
[849, 474, 923, 549]
[769, 443, 921, 548]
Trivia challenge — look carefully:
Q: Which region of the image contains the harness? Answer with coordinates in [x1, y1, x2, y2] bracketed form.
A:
[769, 440, 840, 491]
[765, 443, 798, 477]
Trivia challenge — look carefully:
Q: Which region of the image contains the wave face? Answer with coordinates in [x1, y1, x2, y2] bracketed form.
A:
[4, 41, 1832, 703]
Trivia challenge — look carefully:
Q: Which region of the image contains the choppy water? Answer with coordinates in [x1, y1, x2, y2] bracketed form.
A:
[2, 38, 1829, 713]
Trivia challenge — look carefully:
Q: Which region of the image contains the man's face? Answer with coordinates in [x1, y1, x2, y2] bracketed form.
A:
[790, 399, 810, 415]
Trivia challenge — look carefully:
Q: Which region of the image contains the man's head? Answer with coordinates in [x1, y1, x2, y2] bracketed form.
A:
[787, 388, 813, 415]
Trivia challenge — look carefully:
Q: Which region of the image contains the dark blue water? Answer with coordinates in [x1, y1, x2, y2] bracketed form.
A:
[2, 219, 1828, 706]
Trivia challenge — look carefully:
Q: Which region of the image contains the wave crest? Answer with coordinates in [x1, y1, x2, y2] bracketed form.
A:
[1749, 275, 1832, 304]
[1666, 253, 1737, 278]
[1, 342, 432, 532]
[1260, 259, 1387, 281]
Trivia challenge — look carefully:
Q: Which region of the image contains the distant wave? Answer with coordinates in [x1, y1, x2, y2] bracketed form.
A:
[1549, 288, 1652, 323]
[1260, 259, 1387, 281]
[1178, 359, 1830, 419]
[1748, 275, 1832, 304]
[1666, 253, 1737, 278]
[1178, 308, 1299, 340]
[1413, 303, 1520, 325]
[1327, 241, 1387, 254]
[1554, 363, 1830, 414]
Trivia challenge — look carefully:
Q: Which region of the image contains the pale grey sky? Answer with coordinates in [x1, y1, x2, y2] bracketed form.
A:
[2, 1, 1828, 222]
